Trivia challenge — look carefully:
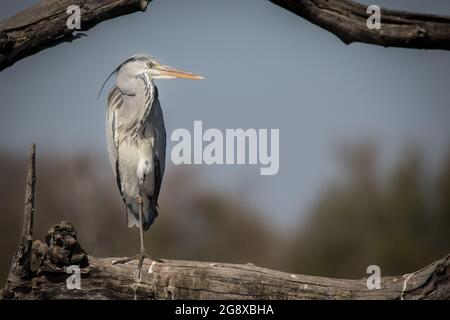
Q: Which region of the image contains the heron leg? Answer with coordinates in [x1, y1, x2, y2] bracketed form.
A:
[136, 194, 149, 279]
[138, 195, 145, 254]
[112, 195, 162, 280]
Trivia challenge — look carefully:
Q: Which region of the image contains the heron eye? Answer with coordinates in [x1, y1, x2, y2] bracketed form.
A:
[147, 62, 154, 68]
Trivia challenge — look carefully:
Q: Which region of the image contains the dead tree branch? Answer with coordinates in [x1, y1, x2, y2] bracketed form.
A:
[0, 0, 151, 71]
[270, 0, 450, 50]
[2, 143, 36, 297]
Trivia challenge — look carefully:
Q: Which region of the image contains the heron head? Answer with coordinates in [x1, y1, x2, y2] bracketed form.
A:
[97, 54, 203, 99]
[119, 54, 204, 80]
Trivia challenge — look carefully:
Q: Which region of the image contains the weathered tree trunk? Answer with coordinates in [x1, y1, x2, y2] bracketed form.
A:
[1, 144, 449, 300]
[0, 0, 151, 71]
[270, 0, 450, 50]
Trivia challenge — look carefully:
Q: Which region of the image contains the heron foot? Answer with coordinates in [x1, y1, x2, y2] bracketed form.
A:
[112, 253, 164, 280]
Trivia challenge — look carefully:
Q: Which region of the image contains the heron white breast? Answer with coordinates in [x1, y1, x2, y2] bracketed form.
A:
[136, 155, 153, 183]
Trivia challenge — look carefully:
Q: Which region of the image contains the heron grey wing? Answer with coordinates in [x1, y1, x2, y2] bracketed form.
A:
[153, 96, 166, 207]
[106, 86, 124, 196]
[143, 96, 166, 208]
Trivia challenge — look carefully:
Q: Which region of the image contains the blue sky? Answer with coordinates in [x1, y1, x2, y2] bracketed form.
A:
[1, 0, 450, 227]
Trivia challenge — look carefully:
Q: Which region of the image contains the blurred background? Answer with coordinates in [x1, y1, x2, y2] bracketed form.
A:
[0, 0, 449, 285]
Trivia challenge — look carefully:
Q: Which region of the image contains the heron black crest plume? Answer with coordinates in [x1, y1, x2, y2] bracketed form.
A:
[97, 55, 152, 100]
[97, 68, 119, 100]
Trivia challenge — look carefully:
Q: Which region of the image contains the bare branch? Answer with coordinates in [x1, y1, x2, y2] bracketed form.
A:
[2, 144, 36, 298]
[22, 143, 36, 251]
[0, 0, 151, 71]
[270, 0, 450, 50]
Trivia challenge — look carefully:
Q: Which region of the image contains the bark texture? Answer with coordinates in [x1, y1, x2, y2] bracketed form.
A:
[1, 220, 449, 300]
[0, 0, 151, 71]
[270, 0, 450, 50]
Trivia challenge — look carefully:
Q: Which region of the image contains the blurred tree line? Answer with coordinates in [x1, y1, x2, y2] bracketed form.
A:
[0, 142, 449, 286]
[286, 143, 450, 277]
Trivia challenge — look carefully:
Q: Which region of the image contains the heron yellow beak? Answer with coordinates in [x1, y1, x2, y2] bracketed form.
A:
[157, 65, 204, 80]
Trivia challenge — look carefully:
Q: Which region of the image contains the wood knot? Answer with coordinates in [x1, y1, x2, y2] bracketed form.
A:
[416, 28, 428, 38]
[31, 221, 88, 273]
[140, 0, 150, 11]
[435, 260, 448, 276]
[0, 32, 14, 53]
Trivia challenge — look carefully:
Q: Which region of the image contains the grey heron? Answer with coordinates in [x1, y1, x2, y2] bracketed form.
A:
[103, 54, 203, 278]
